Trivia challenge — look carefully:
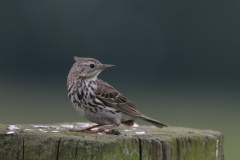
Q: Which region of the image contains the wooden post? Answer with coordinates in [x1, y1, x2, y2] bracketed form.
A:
[0, 123, 224, 160]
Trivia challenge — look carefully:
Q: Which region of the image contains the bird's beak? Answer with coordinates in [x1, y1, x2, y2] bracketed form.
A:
[99, 64, 115, 69]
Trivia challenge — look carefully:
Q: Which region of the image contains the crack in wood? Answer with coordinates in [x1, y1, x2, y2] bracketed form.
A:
[56, 138, 62, 160]
[22, 137, 24, 160]
[137, 138, 142, 160]
[205, 136, 209, 148]
[74, 140, 79, 160]
[176, 139, 180, 160]
[17, 130, 23, 160]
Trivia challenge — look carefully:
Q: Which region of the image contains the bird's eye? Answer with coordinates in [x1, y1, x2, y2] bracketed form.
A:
[90, 64, 95, 68]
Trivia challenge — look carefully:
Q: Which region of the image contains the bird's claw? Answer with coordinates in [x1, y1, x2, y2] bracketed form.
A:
[106, 129, 121, 135]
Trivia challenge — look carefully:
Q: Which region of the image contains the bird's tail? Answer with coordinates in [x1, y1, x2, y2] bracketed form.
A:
[141, 116, 169, 128]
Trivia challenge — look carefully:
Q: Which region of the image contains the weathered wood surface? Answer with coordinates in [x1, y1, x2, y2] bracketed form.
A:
[0, 123, 224, 160]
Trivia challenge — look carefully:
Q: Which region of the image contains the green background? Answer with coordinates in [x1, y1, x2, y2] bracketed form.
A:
[1, 1, 239, 159]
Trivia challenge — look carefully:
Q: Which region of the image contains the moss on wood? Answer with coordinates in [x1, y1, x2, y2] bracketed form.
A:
[0, 123, 224, 160]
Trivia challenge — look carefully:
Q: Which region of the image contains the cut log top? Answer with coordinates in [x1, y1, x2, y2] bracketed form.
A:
[0, 123, 224, 160]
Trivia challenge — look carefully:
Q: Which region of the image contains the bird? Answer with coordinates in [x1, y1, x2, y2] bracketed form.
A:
[67, 57, 169, 133]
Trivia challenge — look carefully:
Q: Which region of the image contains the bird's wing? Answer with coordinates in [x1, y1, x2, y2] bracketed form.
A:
[95, 79, 143, 116]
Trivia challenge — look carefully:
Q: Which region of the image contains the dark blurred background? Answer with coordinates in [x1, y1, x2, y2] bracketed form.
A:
[0, 1, 239, 159]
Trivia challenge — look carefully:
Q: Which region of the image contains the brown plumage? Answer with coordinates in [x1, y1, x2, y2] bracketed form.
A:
[67, 57, 169, 133]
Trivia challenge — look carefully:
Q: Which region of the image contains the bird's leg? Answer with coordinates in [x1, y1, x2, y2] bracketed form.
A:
[69, 124, 103, 133]
[83, 124, 103, 131]
[97, 124, 119, 133]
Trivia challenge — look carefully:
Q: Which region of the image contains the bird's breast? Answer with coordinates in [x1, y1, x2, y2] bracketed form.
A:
[68, 80, 133, 125]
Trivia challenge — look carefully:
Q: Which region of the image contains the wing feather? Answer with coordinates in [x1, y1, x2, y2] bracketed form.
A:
[95, 79, 142, 116]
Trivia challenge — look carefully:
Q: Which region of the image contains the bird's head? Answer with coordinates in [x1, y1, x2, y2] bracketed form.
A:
[68, 57, 115, 83]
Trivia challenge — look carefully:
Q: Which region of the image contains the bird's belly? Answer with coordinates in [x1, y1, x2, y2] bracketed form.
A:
[75, 104, 135, 125]
[70, 94, 134, 125]
[84, 106, 122, 125]
[72, 100, 122, 125]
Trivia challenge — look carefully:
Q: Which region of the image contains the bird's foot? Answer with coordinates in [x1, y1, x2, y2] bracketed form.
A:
[106, 129, 121, 135]
[69, 128, 100, 133]
[69, 129, 84, 132]
[69, 128, 122, 135]
[69, 124, 103, 133]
